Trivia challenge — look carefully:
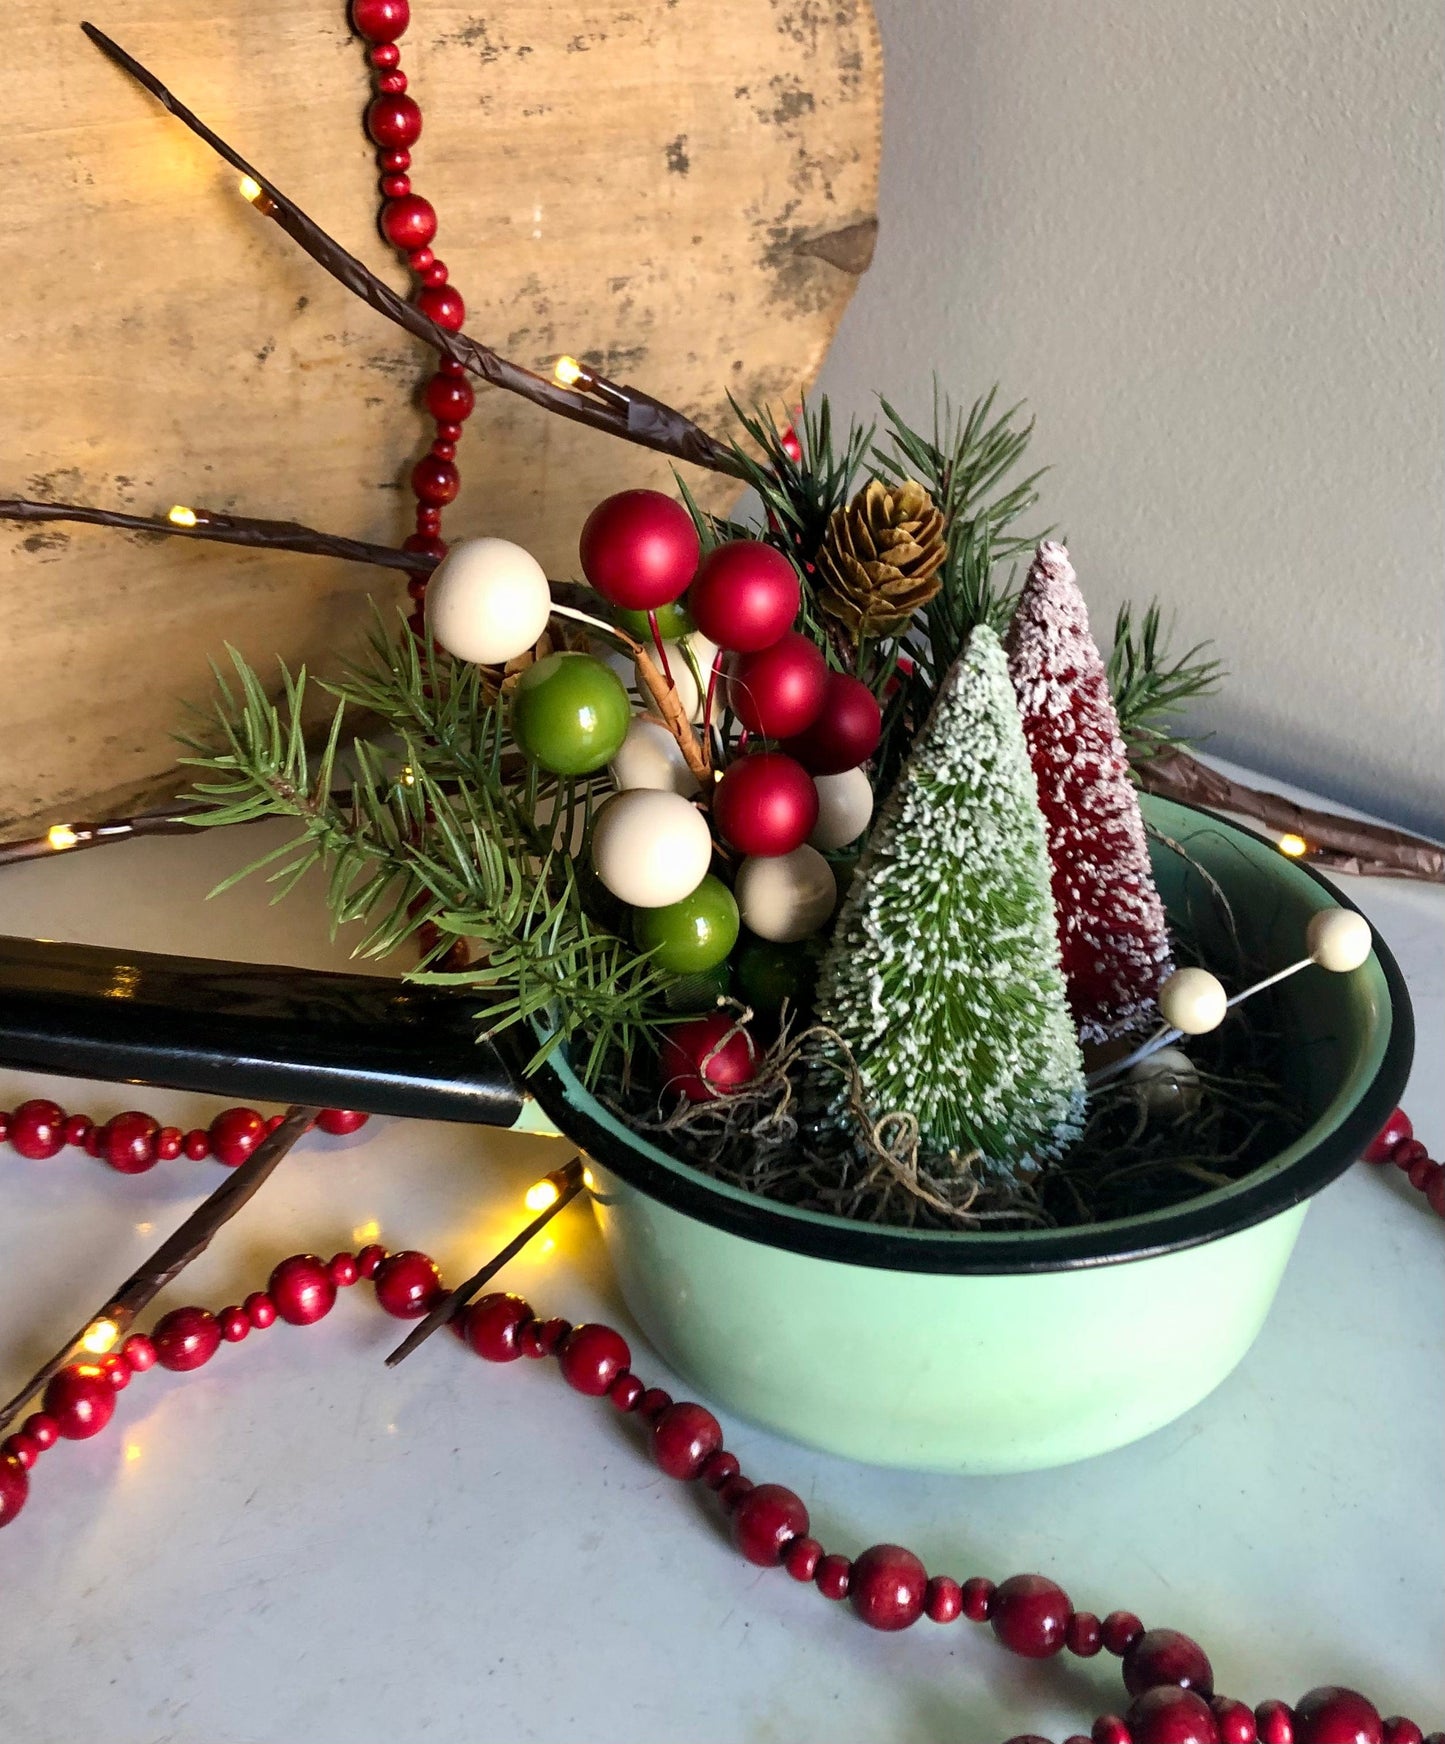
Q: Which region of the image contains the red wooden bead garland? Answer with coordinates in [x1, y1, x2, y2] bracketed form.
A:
[42, 1364, 115, 1439]
[651, 1401, 722, 1479]
[1125, 1685, 1222, 1743]
[372, 1250, 444, 1318]
[268, 1255, 337, 1326]
[1293, 1688, 1384, 1744]
[1125, 1630, 1216, 1699]
[557, 1323, 631, 1396]
[730, 1483, 809, 1566]
[153, 1306, 222, 1371]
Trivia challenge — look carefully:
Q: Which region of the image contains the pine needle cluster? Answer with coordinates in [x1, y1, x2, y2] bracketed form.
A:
[179, 615, 670, 1084]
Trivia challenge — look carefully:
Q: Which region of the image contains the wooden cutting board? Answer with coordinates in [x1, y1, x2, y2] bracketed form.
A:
[1, 1, 880, 834]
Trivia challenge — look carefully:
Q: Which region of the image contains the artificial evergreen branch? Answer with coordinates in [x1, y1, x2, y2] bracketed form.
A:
[179, 641, 675, 1080]
[1107, 600, 1224, 764]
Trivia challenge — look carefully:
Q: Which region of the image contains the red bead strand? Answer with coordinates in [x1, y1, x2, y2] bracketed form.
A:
[1, 1100, 370, 1172]
[0, 1206, 1436, 1741]
[350, 0, 473, 595]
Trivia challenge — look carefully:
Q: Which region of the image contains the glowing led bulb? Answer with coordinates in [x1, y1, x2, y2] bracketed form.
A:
[82, 1318, 120, 1355]
[167, 505, 198, 528]
[553, 355, 583, 387]
[238, 175, 264, 203]
[524, 1178, 561, 1213]
[1277, 833, 1308, 858]
[47, 824, 80, 851]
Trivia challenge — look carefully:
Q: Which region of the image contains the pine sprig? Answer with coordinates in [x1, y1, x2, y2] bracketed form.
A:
[725, 395, 875, 566]
[178, 640, 674, 1084]
[1106, 601, 1224, 764]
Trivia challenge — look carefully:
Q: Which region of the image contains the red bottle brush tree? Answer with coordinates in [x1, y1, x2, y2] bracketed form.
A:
[1005, 542, 1173, 1042]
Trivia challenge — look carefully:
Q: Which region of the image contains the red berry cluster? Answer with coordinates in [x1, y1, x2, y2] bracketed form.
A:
[1361, 1108, 1445, 1218]
[5, 1253, 1431, 1744]
[349, 0, 475, 632]
[0, 1099, 369, 1173]
[579, 489, 886, 1099]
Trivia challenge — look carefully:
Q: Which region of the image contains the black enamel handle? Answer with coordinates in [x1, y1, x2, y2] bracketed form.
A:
[0, 934, 524, 1126]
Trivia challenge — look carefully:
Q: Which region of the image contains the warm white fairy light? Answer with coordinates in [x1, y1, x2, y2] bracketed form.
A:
[1277, 833, 1308, 858]
[524, 1177, 561, 1213]
[47, 824, 80, 851]
[552, 354, 585, 388]
[167, 505, 198, 528]
[81, 1318, 120, 1355]
[238, 175, 264, 203]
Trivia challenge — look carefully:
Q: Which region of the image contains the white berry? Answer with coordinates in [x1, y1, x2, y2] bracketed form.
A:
[590, 790, 712, 908]
[1126, 1045, 1201, 1120]
[735, 845, 836, 942]
[425, 537, 552, 666]
[1306, 908, 1372, 973]
[637, 630, 718, 724]
[808, 767, 874, 852]
[609, 717, 700, 798]
[1158, 966, 1228, 1035]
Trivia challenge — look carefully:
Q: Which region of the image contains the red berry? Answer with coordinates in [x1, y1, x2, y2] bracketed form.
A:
[651, 1402, 723, 1479]
[9, 1099, 65, 1159]
[373, 1250, 443, 1318]
[153, 1306, 222, 1371]
[729, 631, 828, 739]
[1293, 1689, 1383, 1744]
[268, 1255, 337, 1326]
[463, 1293, 533, 1362]
[657, 1012, 757, 1102]
[43, 1364, 116, 1439]
[712, 751, 818, 857]
[688, 540, 800, 652]
[556, 1323, 631, 1396]
[98, 1111, 160, 1174]
[316, 1108, 370, 1135]
[990, 1573, 1072, 1659]
[849, 1543, 928, 1631]
[1125, 1629, 1215, 1698]
[580, 489, 701, 611]
[209, 1107, 267, 1167]
[730, 1483, 808, 1566]
[781, 670, 882, 774]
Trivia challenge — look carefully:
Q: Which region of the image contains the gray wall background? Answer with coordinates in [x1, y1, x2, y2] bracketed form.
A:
[815, 0, 1443, 835]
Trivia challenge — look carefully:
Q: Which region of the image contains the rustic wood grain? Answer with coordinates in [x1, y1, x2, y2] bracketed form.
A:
[1, 1, 880, 833]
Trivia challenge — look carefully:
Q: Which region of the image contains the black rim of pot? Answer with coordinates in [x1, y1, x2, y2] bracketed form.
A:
[525, 808, 1415, 1276]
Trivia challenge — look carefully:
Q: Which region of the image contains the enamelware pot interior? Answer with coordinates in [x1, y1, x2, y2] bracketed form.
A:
[526, 795, 1414, 1276]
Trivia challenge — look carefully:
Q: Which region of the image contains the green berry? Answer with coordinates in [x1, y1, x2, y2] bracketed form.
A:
[633, 875, 740, 975]
[614, 600, 694, 641]
[736, 936, 816, 1019]
[663, 962, 733, 1013]
[511, 652, 631, 775]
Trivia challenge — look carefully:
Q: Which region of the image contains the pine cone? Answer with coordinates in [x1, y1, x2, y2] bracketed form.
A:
[817, 478, 946, 640]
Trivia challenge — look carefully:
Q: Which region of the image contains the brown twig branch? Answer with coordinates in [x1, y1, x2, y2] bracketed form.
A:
[0, 497, 432, 574]
[0, 1105, 317, 1435]
[384, 1156, 586, 1367]
[1138, 749, 1445, 885]
[80, 23, 744, 481]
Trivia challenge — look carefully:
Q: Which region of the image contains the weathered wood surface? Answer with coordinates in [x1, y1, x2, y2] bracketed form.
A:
[1, 1, 880, 834]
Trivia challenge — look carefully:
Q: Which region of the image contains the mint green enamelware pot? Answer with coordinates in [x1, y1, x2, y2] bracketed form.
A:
[525, 796, 1413, 1474]
[0, 796, 1412, 1475]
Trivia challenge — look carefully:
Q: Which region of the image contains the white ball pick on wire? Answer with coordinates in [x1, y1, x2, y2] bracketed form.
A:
[609, 717, 700, 798]
[1306, 908, 1373, 973]
[808, 767, 874, 852]
[590, 790, 712, 909]
[425, 537, 552, 665]
[635, 630, 718, 724]
[735, 845, 836, 942]
[1125, 1046, 1202, 1121]
[1157, 967, 1229, 1036]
